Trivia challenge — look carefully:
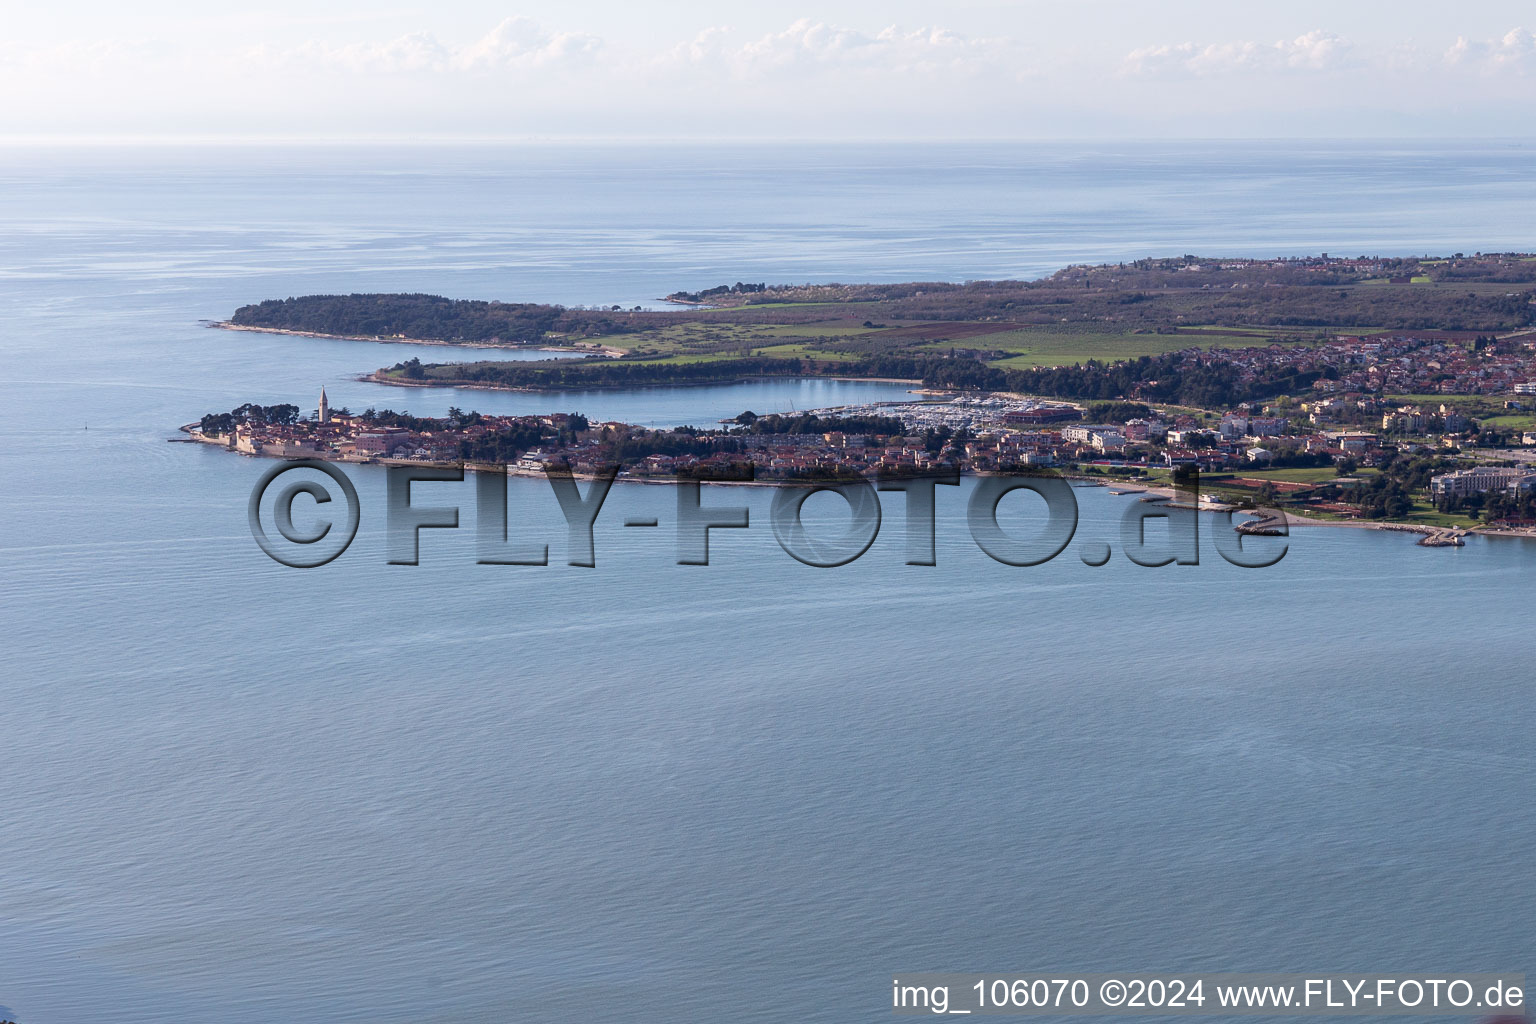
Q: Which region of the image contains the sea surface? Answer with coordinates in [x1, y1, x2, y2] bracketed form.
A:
[0, 141, 1532, 1024]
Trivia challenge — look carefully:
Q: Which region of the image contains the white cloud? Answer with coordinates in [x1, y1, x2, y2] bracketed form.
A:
[455, 17, 602, 70]
[246, 17, 601, 75]
[658, 19, 1004, 78]
[735, 20, 883, 70]
[663, 25, 733, 67]
[1123, 30, 1351, 77]
[1445, 27, 1536, 74]
[4, 14, 1534, 139]
[1282, 30, 1351, 70]
[297, 32, 451, 74]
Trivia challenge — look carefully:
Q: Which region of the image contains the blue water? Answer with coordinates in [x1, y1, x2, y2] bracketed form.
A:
[1, 142, 1532, 1024]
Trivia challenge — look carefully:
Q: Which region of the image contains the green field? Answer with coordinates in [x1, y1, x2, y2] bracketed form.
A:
[599, 318, 1324, 371]
[1480, 414, 1536, 431]
[1398, 505, 1481, 528]
[1215, 466, 1367, 484]
[978, 326, 1304, 369]
[746, 323, 898, 337]
[749, 342, 863, 361]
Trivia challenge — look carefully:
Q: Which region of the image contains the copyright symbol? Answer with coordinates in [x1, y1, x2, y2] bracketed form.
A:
[1100, 980, 1126, 1007]
[247, 460, 360, 568]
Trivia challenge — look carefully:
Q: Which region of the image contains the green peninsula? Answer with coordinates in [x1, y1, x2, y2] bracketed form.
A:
[220, 253, 1536, 407]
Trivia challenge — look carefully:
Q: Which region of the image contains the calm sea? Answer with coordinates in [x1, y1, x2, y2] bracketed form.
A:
[0, 142, 1532, 1024]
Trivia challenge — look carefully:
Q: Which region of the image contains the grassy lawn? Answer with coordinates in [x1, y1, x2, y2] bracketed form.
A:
[607, 320, 896, 360]
[585, 315, 1358, 371]
[612, 323, 791, 358]
[617, 318, 1331, 371]
[745, 322, 899, 338]
[1176, 325, 1279, 337]
[982, 326, 1286, 369]
[748, 342, 858, 361]
[1219, 466, 1370, 484]
[1399, 503, 1481, 529]
[1388, 393, 1475, 404]
[1481, 414, 1536, 431]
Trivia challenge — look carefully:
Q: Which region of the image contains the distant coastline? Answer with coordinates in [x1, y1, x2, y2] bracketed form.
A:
[364, 369, 926, 393]
[207, 321, 626, 358]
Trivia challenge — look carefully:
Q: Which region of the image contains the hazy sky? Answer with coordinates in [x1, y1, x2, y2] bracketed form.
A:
[5, 0, 1536, 138]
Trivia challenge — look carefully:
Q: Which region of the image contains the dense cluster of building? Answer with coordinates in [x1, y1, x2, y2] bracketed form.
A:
[1181, 332, 1536, 399]
[202, 388, 586, 463]
[537, 395, 1419, 479]
[197, 378, 1536, 506]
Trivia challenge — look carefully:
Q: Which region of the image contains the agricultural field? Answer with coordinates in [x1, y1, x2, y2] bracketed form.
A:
[561, 316, 1323, 371]
[978, 325, 1313, 369]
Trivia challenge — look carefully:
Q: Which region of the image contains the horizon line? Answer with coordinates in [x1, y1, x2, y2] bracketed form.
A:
[1, 133, 1534, 147]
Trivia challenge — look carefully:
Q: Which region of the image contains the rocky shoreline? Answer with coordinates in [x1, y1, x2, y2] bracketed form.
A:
[208, 321, 625, 357]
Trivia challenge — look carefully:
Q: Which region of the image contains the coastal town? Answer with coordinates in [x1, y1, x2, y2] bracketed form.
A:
[191, 325, 1536, 538]
[186, 255, 1536, 541]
